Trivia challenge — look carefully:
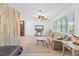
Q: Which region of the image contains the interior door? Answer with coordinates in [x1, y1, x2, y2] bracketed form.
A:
[20, 20, 25, 36]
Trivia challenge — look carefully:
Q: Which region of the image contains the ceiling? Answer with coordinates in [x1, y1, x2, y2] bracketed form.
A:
[8, 3, 72, 21]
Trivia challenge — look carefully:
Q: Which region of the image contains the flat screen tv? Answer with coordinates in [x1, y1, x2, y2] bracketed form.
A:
[35, 25, 44, 29]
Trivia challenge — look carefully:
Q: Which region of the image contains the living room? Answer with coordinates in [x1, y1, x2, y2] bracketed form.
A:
[0, 3, 79, 56]
[11, 3, 79, 56]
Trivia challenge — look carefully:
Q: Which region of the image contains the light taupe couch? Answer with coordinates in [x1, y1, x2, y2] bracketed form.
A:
[47, 32, 71, 50]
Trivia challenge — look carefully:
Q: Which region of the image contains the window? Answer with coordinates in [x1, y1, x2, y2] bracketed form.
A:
[57, 19, 62, 32]
[53, 12, 74, 34]
[61, 16, 68, 34]
[53, 21, 57, 32]
[67, 13, 74, 34]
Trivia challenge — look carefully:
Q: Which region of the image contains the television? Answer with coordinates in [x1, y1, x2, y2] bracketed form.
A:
[35, 25, 44, 29]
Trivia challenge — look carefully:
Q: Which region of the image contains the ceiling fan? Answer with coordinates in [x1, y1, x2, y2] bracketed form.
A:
[33, 10, 47, 21]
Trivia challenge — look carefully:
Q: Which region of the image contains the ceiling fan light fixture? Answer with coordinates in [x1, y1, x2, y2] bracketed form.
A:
[33, 10, 48, 21]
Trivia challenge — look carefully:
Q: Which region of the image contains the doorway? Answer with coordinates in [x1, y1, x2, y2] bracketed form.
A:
[20, 20, 25, 36]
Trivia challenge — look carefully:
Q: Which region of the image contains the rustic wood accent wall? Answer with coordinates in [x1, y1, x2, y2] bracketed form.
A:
[0, 4, 20, 46]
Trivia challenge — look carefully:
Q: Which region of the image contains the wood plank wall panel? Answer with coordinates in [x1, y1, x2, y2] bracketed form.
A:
[0, 4, 20, 46]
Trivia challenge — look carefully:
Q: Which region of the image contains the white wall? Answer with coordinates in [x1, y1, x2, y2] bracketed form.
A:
[51, 4, 79, 34]
[25, 20, 50, 36]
